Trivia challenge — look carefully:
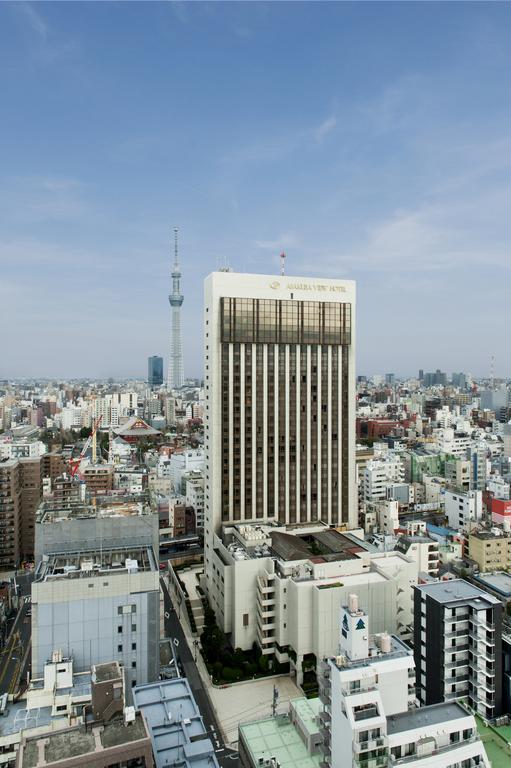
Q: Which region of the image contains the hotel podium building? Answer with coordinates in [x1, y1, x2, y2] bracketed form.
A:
[203, 271, 357, 635]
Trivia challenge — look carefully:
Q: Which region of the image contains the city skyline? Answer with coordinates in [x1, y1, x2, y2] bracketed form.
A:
[2, 2, 511, 378]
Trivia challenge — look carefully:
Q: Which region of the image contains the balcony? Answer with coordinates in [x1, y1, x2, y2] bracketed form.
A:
[449, 673, 469, 683]
[319, 710, 331, 726]
[445, 657, 469, 670]
[389, 734, 479, 765]
[342, 682, 378, 697]
[470, 617, 495, 634]
[354, 737, 385, 754]
[354, 753, 388, 768]
[445, 628, 470, 638]
[354, 706, 380, 722]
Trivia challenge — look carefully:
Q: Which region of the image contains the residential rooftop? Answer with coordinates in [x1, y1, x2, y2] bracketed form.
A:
[21, 714, 149, 768]
[386, 701, 471, 736]
[470, 529, 511, 540]
[92, 662, 122, 684]
[133, 677, 219, 768]
[415, 578, 501, 608]
[474, 571, 511, 598]
[239, 712, 321, 768]
[332, 633, 412, 671]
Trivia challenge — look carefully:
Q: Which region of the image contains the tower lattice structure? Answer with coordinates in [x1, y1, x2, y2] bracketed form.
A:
[167, 228, 184, 390]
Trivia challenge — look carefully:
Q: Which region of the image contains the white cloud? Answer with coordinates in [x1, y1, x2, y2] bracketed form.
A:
[15, 2, 48, 39]
[314, 115, 337, 143]
[254, 232, 300, 253]
[0, 176, 88, 225]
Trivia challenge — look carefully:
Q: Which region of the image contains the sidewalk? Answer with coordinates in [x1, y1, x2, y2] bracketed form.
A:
[164, 573, 302, 747]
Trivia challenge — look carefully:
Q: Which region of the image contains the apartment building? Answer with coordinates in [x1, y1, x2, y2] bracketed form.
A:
[184, 472, 204, 530]
[319, 597, 490, 768]
[445, 489, 483, 534]
[0, 458, 21, 570]
[394, 534, 440, 578]
[362, 456, 405, 502]
[19, 457, 42, 561]
[469, 530, 511, 572]
[413, 580, 503, 719]
[0, 439, 47, 460]
[82, 464, 114, 495]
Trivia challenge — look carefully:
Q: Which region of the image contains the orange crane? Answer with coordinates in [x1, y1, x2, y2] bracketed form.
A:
[69, 415, 103, 478]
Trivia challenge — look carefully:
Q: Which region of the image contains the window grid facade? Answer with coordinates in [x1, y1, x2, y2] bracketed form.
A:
[219, 297, 352, 526]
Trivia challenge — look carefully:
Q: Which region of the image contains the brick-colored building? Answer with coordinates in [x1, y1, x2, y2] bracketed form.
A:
[0, 459, 21, 570]
[82, 465, 114, 495]
[19, 458, 42, 562]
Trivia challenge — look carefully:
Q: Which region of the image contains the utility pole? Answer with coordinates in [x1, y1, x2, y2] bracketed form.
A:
[271, 685, 279, 717]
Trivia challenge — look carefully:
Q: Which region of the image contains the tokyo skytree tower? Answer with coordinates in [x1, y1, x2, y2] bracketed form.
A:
[167, 227, 184, 390]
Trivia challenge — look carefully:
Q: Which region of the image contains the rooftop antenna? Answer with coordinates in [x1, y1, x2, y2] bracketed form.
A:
[280, 251, 286, 277]
[173, 227, 179, 269]
[490, 354, 495, 389]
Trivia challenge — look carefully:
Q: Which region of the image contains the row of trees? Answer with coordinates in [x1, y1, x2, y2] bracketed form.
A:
[200, 606, 287, 684]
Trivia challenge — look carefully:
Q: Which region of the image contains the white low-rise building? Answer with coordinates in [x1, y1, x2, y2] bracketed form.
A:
[206, 522, 421, 678]
[363, 456, 405, 502]
[445, 488, 483, 534]
[185, 472, 204, 531]
[0, 438, 47, 459]
[165, 449, 204, 492]
[319, 596, 490, 768]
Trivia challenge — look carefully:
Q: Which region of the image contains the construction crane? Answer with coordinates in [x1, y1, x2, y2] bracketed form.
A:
[69, 415, 103, 478]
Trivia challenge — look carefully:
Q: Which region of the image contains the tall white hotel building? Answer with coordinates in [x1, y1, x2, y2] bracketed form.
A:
[203, 271, 357, 623]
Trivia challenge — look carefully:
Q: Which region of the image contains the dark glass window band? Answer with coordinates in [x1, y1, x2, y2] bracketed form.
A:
[221, 298, 351, 346]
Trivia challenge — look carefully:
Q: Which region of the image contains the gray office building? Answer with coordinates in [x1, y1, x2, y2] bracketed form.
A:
[32, 492, 160, 687]
[32, 545, 159, 687]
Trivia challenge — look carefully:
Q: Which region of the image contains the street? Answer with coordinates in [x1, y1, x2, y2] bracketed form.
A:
[160, 576, 238, 768]
[0, 572, 33, 696]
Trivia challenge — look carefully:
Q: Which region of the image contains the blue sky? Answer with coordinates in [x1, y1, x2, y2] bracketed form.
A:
[2, 2, 511, 379]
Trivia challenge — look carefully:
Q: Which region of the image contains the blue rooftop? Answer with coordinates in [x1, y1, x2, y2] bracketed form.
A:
[133, 678, 219, 768]
[426, 523, 458, 538]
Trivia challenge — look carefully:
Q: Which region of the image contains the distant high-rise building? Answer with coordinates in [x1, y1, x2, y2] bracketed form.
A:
[385, 373, 395, 385]
[451, 371, 467, 389]
[203, 271, 357, 566]
[147, 355, 163, 388]
[423, 368, 447, 387]
[167, 228, 184, 390]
